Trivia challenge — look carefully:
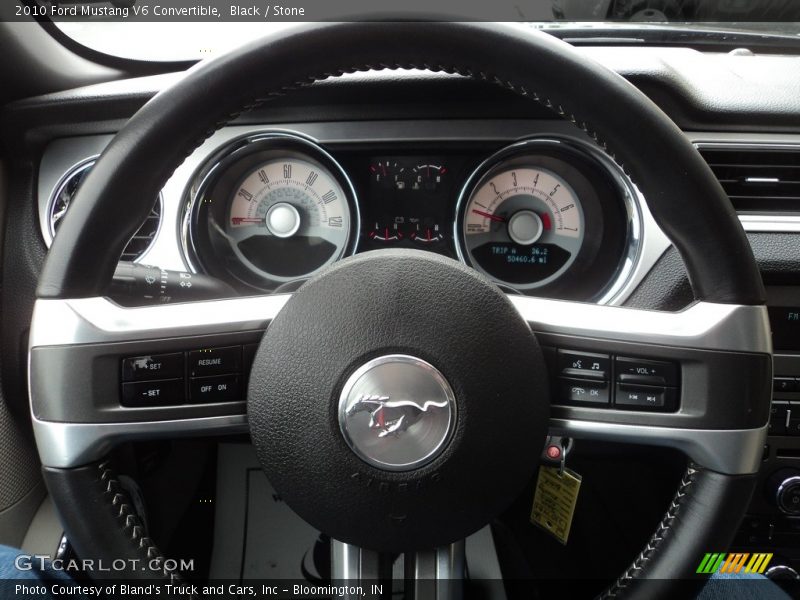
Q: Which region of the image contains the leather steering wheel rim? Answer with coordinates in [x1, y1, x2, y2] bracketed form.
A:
[36, 22, 766, 599]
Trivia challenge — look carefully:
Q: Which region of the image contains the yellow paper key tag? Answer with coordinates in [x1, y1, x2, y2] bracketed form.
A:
[530, 465, 582, 545]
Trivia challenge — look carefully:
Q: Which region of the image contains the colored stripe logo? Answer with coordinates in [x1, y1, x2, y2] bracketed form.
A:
[696, 552, 773, 574]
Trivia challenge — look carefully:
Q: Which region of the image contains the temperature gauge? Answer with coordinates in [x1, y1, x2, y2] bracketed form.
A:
[411, 164, 446, 192]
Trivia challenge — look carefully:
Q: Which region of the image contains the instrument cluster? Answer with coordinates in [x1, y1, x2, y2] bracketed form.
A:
[181, 132, 637, 301]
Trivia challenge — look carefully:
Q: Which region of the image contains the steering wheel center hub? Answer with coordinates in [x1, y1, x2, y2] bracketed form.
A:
[338, 354, 457, 471]
[247, 249, 549, 551]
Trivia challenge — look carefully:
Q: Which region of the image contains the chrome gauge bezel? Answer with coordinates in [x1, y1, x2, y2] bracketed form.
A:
[454, 137, 642, 300]
[181, 131, 361, 291]
[45, 156, 164, 263]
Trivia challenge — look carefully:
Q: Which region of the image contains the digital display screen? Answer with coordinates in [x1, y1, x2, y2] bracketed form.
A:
[469, 242, 569, 284]
[768, 306, 800, 350]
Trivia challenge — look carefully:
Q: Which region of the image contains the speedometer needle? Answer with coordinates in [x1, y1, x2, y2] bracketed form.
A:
[472, 209, 506, 223]
[231, 217, 264, 225]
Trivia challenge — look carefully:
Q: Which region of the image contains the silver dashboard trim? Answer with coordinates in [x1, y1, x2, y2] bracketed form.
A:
[29, 295, 770, 355]
[29, 294, 291, 347]
[739, 214, 800, 233]
[44, 156, 96, 244]
[33, 414, 248, 471]
[509, 295, 772, 354]
[550, 419, 767, 475]
[31, 410, 766, 474]
[30, 295, 770, 471]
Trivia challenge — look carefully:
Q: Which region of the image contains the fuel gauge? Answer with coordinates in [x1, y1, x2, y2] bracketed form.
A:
[370, 160, 408, 190]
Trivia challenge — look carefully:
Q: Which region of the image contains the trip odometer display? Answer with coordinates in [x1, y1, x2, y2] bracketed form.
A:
[184, 133, 359, 291]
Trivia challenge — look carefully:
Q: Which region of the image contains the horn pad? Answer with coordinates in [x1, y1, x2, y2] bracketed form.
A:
[248, 249, 549, 552]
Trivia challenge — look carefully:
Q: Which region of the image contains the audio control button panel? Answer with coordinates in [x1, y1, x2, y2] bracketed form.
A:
[548, 347, 679, 412]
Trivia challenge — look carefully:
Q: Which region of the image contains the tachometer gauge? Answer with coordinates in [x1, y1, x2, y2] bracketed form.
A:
[462, 166, 584, 287]
[184, 133, 359, 291]
[455, 138, 629, 294]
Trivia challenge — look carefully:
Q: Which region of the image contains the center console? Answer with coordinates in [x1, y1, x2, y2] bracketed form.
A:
[735, 287, 800, 579]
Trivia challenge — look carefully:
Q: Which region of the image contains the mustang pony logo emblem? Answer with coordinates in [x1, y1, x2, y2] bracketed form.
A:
[346, 394, 449, 437]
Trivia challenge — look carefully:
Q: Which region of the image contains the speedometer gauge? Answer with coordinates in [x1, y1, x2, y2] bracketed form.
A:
[226, 158, 351, 281]
[463, 167, 584, 286]
[184, 133, 359, 291]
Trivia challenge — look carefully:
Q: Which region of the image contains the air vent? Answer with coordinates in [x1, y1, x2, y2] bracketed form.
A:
[48, 160, 162, 261]
[697, 145, 800, 213]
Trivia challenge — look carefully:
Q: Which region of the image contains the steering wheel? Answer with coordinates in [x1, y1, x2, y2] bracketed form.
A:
[29, 22, 770, 600]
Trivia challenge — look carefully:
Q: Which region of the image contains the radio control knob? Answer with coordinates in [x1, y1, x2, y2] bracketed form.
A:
[765, 565, 800, 581]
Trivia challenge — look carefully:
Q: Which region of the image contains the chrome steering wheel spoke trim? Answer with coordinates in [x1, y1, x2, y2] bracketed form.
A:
[29, 294, 770, 473]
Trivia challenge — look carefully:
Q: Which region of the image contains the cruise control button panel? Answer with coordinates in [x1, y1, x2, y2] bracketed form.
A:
[549, 348, 680, 412]
[121, 344, 251, 407]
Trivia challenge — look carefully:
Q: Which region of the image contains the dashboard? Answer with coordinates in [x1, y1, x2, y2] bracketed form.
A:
[38, 121, 648, 304]
[9, 47, 800, 583]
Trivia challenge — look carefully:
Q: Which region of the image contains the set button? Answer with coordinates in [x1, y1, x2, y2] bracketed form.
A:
[122, 353, 184, 382]
[121, 379, 184, 407]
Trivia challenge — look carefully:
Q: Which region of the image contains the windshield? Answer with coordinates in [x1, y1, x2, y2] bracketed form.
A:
[25, 0, 800, 61]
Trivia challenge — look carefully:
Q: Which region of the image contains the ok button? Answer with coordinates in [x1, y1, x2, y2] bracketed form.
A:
[190, 375, 242, 403]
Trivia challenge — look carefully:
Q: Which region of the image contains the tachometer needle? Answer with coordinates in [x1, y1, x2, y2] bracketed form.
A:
[472, 209, 506, 223]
